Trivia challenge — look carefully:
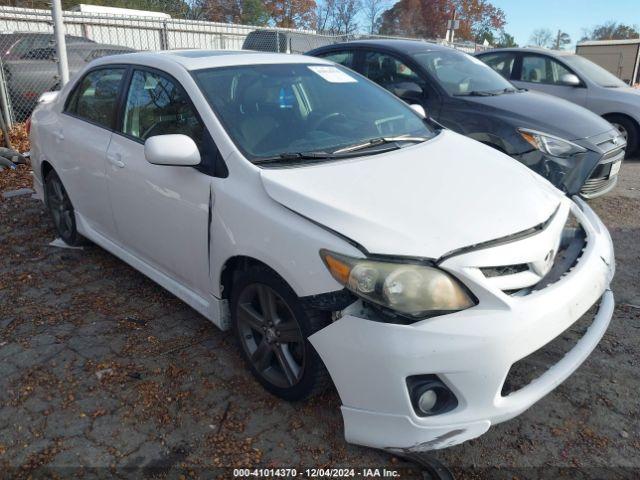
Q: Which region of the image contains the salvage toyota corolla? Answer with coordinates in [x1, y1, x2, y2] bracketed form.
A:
[29, 51, 615, 453]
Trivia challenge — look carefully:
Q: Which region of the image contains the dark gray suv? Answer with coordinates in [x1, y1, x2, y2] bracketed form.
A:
[308, 40, 626, 198]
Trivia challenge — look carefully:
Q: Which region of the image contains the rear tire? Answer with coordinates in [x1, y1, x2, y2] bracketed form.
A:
[231, 266, 332, 401]
[606, 114, 638, 158]
[44, 170, 86, 246]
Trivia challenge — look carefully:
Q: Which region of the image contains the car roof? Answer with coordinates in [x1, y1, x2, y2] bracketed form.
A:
[309, 38, 456, 55]
[91, 49, 333, 71]
[477, 47, 575, 57]
[66, 41, 132, 50]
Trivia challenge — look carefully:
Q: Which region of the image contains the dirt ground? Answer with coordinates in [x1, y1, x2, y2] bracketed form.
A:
[0, 159, 638, 479]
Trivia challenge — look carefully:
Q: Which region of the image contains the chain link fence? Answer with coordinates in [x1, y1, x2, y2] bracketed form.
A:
[0, 4, 487, 127]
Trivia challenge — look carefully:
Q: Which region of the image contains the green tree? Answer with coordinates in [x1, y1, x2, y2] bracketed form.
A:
[553, 30, 571, 50]
[241, 0, 270, 25]
[495, 30, 517, 48]
[475, 28, 495, 45]
[582, 21, 639, 41]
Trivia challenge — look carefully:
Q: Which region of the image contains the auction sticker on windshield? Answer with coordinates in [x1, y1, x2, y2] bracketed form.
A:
[308, 66, 357, 83]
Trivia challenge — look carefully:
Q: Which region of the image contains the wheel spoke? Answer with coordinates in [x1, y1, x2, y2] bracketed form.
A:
[277, 321, 301, 344]
[237, 302, 265, 332]
[273, 344, 299, 386]
[52, 181, 65, 203]
[48, 194, 61, 209]
[62, 210, 73, 234]
[256, 285, 277, 322]
[251, 340, 273, 372]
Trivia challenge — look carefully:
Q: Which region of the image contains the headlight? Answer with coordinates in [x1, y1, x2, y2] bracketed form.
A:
[320, 250, 476, 318]
[518, 128, 587, 157]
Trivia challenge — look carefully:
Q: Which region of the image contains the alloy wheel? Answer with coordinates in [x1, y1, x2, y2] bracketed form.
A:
[236, 283, 305, 389]
[47, 176, 74, 240]
[612, 122, 629, 143]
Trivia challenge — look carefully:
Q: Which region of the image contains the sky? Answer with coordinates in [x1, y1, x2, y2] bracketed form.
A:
[490, 0, 640, 47]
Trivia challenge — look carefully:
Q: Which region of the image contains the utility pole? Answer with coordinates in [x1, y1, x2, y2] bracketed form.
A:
[446, 9, 458, 43]
[555, 29, 561, 50]
[51, 0, 69, 86]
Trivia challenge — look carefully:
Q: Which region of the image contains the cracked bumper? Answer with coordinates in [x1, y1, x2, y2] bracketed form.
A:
[309, 199, 615, 451]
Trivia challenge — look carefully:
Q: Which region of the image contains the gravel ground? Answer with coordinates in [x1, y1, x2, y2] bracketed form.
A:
[0, 160, 638, 479]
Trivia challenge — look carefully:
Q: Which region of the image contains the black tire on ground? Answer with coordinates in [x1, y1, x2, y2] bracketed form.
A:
[231, 265, 332, 401]
[44, 169, 86, 246]
[606, 114, 638, 158]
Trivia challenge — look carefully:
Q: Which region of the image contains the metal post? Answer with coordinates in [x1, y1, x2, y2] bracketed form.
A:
[0, 58, 13, 130]
[51, 0, 69, 86]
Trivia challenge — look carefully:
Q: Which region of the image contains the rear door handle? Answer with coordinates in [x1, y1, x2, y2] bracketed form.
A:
[107, 153, 125, 168]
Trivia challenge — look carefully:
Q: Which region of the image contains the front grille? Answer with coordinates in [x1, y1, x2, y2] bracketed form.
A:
[581, 176, 617, 197]
[580, 146, 624, 198]
[479, 213, 586, 296]
[501, 302, 599, 396]
[480, 264, 529, 277]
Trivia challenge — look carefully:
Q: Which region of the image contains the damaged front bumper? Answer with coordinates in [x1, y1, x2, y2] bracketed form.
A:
[513, 131, 625, 198]
[309, 198, 615, 452]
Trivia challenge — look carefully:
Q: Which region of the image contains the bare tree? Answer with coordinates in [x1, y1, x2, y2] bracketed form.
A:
[529, 28, 553, 48]
[316, 0, 336, 32]
[333, 0, 361, 34]
[316, 0, 361, 35]
[362, 0, 388, 34]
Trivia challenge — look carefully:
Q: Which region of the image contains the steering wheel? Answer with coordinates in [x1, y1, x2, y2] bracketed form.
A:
[312, 112, 348, 132]
[141, 120, 168, 140]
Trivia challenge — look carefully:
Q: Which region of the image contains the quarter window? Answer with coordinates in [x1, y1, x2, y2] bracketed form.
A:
[65, 68, 125, 128]
[122, 70, 203, 144]
[520, 55, 573, 84]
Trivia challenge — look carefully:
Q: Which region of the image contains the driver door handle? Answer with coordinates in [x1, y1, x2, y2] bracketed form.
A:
[107, 152, 125, 168]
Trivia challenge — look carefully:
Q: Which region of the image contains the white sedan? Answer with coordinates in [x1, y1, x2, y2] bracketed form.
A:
[29, 50, 615, 453]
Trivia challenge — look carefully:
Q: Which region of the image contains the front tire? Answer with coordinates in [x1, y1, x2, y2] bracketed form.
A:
[606, 114, 638, 158]
[231, 266, 331, 401]
[44, 170, 85, 246]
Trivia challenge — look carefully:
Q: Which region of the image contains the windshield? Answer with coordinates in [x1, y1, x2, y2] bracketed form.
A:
[413, 50, 515, 96]
[193, 63, 434, 161]
[563, 54, 627, 87]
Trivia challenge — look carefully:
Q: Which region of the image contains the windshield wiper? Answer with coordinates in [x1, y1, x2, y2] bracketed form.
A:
[454, 90, 499, 97]
[253, 151, 334, 165]
[332, 136, 429, 154]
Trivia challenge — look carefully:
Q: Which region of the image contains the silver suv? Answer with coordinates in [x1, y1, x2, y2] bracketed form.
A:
[476, 47, 640, 157]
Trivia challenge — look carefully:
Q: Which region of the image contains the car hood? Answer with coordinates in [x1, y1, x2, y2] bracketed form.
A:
[462, 90, 612, 141]
[260, 130, 562, 259]
[606, 86, 640, 102]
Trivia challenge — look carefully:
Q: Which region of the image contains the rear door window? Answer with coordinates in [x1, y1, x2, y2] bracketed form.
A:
[362, 51, 423, 89]
[519, 55, 573, 84]
[316, 51, 355, 69]
[479, 53, 516, 79]
[65, 68, 125, 128]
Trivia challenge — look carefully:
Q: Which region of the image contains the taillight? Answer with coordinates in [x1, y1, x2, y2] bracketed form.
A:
[25, 116, 31, 135]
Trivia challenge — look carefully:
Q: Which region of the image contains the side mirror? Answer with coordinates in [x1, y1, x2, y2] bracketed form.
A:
[410, 104, 427, 119]
[144, 134, 201, 166]
[561, 73, 581, 87]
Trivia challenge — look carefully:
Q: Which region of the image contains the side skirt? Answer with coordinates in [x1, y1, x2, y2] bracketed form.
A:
[75, 212, 228, 330]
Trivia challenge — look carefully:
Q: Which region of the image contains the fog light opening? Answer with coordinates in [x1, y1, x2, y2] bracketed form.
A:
[407, 375, 458, 417]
